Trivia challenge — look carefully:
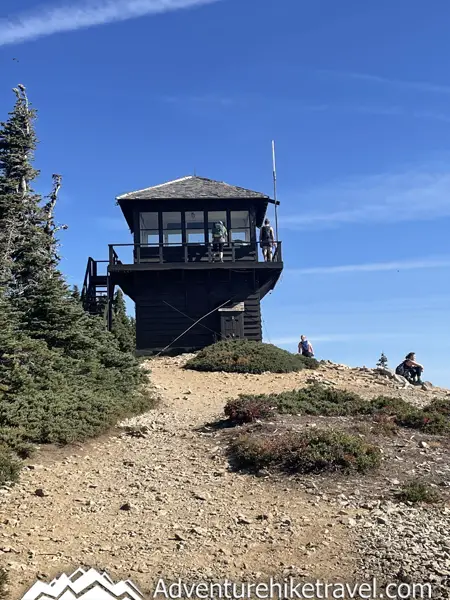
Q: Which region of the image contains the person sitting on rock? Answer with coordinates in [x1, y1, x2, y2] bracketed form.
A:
[298, 335, 314, 358]
[395, 352, 424, 385]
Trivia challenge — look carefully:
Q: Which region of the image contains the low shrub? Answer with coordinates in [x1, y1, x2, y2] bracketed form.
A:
[0, 427, 34, 459]
[0, 568, 7, 600]
[224, 397, 275, 424]
[276, 385, 368, 416]
[185, 340, 319, 374]
[0, 385, 155, 446]
[367, 396, 414, 417]
[426, 398, 450, 418]
[371, 413, 400, 436]
[396, 480, 442, 504]
[297, 355, 320, 370]
[224, 385, 368, 425]
[223, 386, 450, 434]
[0, 445, 21, 486]
[368, 397, 449, 434]
[229, 428, 381, 474]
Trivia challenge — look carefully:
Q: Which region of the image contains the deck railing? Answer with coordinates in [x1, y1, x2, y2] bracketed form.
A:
[108, 241, 282, 267]
[81, 257, 109, 312]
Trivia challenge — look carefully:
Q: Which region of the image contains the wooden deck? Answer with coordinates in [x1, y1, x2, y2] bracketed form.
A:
[109, 260, 283, 273]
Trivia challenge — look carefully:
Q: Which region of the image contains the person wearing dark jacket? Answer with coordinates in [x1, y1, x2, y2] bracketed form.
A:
[395, 352, 424, 384]
[260, 219, 275, 262]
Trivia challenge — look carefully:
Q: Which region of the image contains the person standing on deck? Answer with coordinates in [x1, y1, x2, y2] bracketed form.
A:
[260, 218, 275, 262]
[211, 220, 227, 262]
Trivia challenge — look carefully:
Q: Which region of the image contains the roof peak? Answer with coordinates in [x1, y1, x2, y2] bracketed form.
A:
[117, 176, 193, 199]
[117, 175, 269, 201]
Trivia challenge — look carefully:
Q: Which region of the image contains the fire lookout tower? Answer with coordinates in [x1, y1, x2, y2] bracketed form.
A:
[82, 175, 283, 354]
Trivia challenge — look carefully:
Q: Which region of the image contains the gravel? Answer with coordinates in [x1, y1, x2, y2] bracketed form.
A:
[355, 502, 450, 599]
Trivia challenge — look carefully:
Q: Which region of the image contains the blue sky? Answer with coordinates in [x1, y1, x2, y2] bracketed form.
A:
[1, 0, 450, 385]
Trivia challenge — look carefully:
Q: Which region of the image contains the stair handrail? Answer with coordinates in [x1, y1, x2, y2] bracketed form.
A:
[81, 257, 95, 305]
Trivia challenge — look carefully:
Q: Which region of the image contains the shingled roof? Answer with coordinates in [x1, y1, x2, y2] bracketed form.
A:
[117, 176, 270, 201]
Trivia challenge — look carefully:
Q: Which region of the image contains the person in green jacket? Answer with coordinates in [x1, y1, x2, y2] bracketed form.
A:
[211, 221, 227, 262]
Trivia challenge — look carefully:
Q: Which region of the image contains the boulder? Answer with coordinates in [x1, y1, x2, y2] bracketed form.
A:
[375, 368, 395, 378]
[393, 374, 411, 386]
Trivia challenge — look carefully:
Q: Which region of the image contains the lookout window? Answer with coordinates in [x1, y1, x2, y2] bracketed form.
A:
[162, 212, 182, 246]
[185, 210, 205, 243]
[207, 211, 227, 242]
[230, 211, 250, 243]
[140, 212, 159, 246]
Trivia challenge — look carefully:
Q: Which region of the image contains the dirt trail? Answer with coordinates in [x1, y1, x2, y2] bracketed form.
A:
[0, 357, 364, 597]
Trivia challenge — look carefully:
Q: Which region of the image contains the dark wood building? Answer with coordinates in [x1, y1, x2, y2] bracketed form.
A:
[82, 176, 283, 354]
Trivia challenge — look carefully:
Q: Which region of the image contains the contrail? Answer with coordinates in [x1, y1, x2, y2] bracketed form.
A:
[0, 0, 221, 47]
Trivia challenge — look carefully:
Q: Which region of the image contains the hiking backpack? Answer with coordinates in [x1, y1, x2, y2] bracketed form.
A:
[213, 222, 225, 238]
[261, 225, 272, 241]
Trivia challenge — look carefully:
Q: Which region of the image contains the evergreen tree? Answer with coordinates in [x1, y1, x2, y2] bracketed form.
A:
[376, 352, 389, 369]
[0, 84, 152, 460]
[71, 284, 81, 301]
[111, 289, 136, 353]
[0, 86, 93, 352]
[0, 85, 48, 300]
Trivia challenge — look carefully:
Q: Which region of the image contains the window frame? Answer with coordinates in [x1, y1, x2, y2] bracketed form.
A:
[207, 210, 229, 243]
[185, 209, 206, 244]
[162, 210, 183, 246]
[230, 210, 251, 244]
[139, 211, 159, 246]
[136, 206, 257, 249]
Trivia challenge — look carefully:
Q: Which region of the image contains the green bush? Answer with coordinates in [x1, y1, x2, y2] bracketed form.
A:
[367, 396, 414, 417]
[224, 385, 368, 425]
[0, 299, 155, 447]
[426, 398, 450, 418]
[224, 396, 275, 424]
[0, 445, 21, 486]
[185, 340, 319, 374]
[0, 368, 154, 446]
[0, 568, 7, 600]
[368, 397, 449, 434]
[0, 427, 34, 459]
[229, 428, 381, 474]
[223, 385, 450, 434]
[396, 480, 441, 504]
[276, 384, 368, 416]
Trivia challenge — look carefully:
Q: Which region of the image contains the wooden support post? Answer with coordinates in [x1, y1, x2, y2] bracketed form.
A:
[106, 275, 114, 331]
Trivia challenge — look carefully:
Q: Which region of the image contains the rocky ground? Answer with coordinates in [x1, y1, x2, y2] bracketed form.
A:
[1, 357, 449, 598]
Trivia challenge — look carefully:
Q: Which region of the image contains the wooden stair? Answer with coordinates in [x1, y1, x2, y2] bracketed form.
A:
[81, 258, 110, 316]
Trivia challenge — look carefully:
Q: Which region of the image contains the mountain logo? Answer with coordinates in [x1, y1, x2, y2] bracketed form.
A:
[20, 567, 145, 599]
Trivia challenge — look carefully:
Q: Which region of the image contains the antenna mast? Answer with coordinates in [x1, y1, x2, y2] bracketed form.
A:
[272, 140, 279, 241]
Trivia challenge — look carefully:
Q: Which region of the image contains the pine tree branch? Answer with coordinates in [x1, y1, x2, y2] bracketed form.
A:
[43, 174, 65, 235]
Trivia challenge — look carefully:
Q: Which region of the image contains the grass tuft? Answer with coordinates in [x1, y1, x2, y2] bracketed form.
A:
[396, 480, 442, 504]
